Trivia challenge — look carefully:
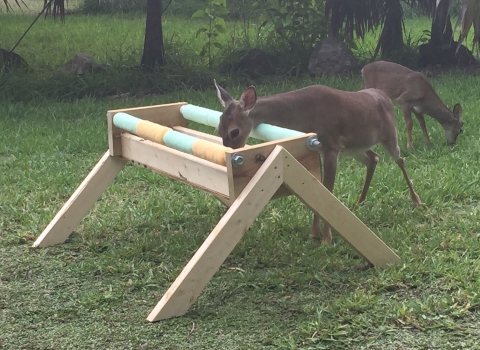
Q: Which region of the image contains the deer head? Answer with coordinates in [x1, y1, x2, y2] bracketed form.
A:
[214, 80, 257, 149]
[444, 103, 464, 145]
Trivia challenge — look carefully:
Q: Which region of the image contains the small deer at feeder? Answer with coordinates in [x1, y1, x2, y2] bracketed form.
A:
[362, 60, 464, 149]
[214, 81, 422, 244]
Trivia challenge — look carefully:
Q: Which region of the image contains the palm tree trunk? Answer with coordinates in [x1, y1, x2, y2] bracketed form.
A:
[430, 0, 453, 46]
[376, 0, 404, 58]
[141, 0, 165, 70]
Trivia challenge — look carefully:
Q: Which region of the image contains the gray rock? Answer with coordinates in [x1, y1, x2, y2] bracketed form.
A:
[307, 38, 356, 76]
[58, 53, 110, 75]
[0, 48, 28, 71]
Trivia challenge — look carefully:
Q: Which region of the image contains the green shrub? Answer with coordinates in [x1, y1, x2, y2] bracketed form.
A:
[163, 0, 204, 17]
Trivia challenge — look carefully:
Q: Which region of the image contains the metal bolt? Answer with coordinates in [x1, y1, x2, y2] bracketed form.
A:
[231, 153, 244, 167]
[306, 136, 322, 150]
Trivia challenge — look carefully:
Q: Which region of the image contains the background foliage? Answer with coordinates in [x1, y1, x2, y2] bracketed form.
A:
[2, 0, 451, 103]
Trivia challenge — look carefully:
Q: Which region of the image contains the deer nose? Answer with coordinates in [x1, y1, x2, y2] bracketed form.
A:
[229, 128, 240, 139]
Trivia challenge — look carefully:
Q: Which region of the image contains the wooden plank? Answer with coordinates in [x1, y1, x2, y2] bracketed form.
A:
[282, 151, 401, 267]
[33, 151, 127, 247]
[107, 102, 188, 156]
[173, 126, 224, 145]
[225, 133, 321, 200]
[147, 146, 285, 322]
[121, 133, 230, 198]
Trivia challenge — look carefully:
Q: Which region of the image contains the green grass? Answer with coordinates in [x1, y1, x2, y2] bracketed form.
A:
[1, 8, 446, 72]
[1, 72, 480, 349]
[3, 8, 470, 104]
[0, 10, 275, 101]
[2, 13, 188, 70]
[1, 10, 266, 71]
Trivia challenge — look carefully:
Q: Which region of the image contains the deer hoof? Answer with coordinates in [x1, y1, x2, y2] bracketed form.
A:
[321, 238, 332, 245]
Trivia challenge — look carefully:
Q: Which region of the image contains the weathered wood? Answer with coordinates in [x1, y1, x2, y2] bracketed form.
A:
[33, 151, 127, 247]
[147, 146, 285, 322]
[282, 150, 401, 267]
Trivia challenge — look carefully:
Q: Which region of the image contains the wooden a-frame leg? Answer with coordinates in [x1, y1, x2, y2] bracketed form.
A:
[33, 151, 127, 247]
[147, 146, 285, 322]
[282, 151, 400, 267]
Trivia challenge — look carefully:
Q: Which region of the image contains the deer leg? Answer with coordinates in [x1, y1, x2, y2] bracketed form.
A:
[395, 157, 422, 207]
[310, 214, 321, 241]
[401, 105, 414, 149]
[413, 112, 432, 145]
[310, 150, 339, 244]
[310, 157, 323, 241]
[354, 150, 380, 204]
[384, 142, 422, 207]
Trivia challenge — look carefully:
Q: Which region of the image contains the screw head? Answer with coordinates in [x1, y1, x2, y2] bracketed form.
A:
[231, 153, 244, 167]
[306, 136, 322, 150]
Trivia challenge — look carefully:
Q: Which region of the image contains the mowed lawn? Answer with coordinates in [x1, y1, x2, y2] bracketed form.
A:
[2, 8, 480, 349]
[2, 72, 480, 348]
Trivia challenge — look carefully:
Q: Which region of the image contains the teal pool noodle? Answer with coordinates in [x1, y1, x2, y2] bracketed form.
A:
[180, 104, 304, 141]
[113, 113, 141, 134]
[180, 104, 221, 128]
[114, 112, 197, 156]
[163, 130, 198, 154]
[250, 124, 303, 141]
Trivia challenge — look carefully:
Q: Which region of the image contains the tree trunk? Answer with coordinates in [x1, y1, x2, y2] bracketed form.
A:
[418, 0, 476, 67]
[376, 0, 404, 59]
[141, 0, 165, 70]
[430, 0, 453, 47]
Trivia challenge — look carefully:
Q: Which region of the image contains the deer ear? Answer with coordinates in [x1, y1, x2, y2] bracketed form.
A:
[453, 103, 462, 119]
[214, 79, 232, 107]
[239, 86, 257, 112]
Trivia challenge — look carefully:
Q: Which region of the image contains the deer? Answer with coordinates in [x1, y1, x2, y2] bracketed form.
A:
[362, 60, 464, 149]
[214, 81, 422, 244]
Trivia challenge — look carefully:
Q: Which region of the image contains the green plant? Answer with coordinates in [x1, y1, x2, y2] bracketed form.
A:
[253, 0, 328, 74]
[2, 72, 480, 348]
[192, 0, 229, 68]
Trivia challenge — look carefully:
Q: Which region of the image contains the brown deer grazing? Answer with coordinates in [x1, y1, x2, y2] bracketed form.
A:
[214, 81, 422, 244]
[362, 60, 464, 149]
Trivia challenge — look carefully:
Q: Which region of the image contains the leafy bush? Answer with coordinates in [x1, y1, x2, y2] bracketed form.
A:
[252, 0, 328, 76]
[226, 0, 258, 20]
[192, 0, 229, 68]
[163, 0, 205, 17]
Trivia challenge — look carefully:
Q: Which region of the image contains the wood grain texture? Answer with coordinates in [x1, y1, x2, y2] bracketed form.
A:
[33, 152, 127, 247]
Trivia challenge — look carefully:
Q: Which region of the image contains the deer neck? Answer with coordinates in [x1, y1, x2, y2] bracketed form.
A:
[421, 100, 454, 125]
[248, 97, 291, 128]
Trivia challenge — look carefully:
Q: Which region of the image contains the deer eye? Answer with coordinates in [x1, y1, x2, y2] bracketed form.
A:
[229, 128, 240, 139]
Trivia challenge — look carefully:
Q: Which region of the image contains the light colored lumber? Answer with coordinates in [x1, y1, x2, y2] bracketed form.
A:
[33, 151, 127, 247]
[121, 133, 230, 198]
[173, 126, 223, 145]
[107, 102, 188, 156]
[282, 150, 400, 267]
[225, 133, 321, 200]
[147, 146, 285, 322]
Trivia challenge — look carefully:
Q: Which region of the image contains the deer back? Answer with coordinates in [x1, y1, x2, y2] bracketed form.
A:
[362, 61, 464, 144]
[215, 82, 398, 151]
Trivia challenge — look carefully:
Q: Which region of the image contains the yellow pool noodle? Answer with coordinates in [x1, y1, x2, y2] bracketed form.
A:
[136, 120, 171, 145]
[191, 139, 232, 166]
